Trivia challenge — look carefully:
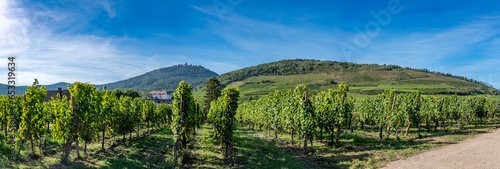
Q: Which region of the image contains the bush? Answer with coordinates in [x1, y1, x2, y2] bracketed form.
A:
[0, 134, 12, 156]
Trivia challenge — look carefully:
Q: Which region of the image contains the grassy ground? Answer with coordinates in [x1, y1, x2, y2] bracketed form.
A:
[185, 124, 308, 169]
[0, 124, 311, 169]
[0, 126, 175, 169]
[1, 121, 499, 168]
[238, 121, 500, 168]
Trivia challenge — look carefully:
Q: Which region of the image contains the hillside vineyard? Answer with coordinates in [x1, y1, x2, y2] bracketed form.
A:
[0, 82, 497, 165]
[236, 84, 498, 148]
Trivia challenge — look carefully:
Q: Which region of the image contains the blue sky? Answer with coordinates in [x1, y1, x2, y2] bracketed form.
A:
[1, 0, 499, 89]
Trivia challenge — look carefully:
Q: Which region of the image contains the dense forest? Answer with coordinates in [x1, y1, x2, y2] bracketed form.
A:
[99, 64, 218, 92]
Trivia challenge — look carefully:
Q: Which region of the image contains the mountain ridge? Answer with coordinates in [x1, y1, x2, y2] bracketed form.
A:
[0, 64, 218, 95]
[192, 59, 499, 102]
[1, 59, 498, 98]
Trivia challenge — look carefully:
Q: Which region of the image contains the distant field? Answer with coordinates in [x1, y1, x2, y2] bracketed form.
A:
[194, 72, 497, 104]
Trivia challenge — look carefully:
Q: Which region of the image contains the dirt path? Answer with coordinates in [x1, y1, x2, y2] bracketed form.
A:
[383, 128, 500, 169]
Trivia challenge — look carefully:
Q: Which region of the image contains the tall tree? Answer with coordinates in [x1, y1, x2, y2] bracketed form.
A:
[124, 88, 141, 99]
[112, 88, 123, 98]
[203, 77, 222, 117]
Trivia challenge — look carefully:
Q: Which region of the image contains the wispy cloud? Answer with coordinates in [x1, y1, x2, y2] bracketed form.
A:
[353, 16, 500, 88]
[0, 0, 176, 85]
[190, 5, 217, 17]
[356, 19, 498, 63]
[0, 0, 30, 55]
[1, 0, 498, 90]
[194, 7, 348, 62]
[98, 0, 117, 18]
[187, 4, 500, 88]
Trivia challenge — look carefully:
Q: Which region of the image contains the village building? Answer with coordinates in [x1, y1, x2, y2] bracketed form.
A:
[44, 88, 71, 102]
[150, 90, 172, 104]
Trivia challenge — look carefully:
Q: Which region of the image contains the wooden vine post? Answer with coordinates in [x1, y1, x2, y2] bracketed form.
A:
[387, 94, 396, 139]
[227, 91, 234, 166]
[336, 93, 346, 144]
[436, 97, 444, 131]
[3, 100, 7, 142]
[24, 95, 35, 156]
[405, 95, 421, 137]
[72, 96, 81, 159]
[303, 91, 308, 154]
[173, 93, 184, 164]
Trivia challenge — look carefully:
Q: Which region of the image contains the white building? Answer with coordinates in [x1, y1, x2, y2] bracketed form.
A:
[150, 90, 172, 100]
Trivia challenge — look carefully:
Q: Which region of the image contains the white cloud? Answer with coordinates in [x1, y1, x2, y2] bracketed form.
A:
[355, 19, 499, 66]
[0, 0, 176, 86]
[1, 0, 498, 90]
[189, 5, 500, 89]
[0, 0, 30, 56]
[351, 17, 500, 88]
[197, 9, 347, 63]
[99, 0, 116, 18]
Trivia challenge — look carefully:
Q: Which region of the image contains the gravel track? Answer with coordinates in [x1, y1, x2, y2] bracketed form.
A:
[383, 128, 500, 169]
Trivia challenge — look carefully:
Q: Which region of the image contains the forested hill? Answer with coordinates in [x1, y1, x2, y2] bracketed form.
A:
[97, 64, 218, 91]
[194, 59, 499, 101]
[0, 64, 218, 95]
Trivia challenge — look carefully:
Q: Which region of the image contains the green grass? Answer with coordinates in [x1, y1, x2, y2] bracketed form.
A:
[95, 128, 176, 169]
[0, 124, 311, 168]
[2, 120, 499, 168]
[236, 121, 500, 169]
[0, 126, 176, 169]
[186, 124, 308, 169]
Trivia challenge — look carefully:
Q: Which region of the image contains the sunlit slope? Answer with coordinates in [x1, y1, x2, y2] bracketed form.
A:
[194, 59, 498, 103]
